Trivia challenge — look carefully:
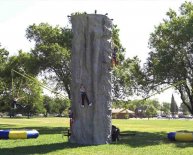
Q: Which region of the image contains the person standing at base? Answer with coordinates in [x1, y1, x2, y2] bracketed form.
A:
[80, 84, 92, 108]
[68, 107, 74, 134]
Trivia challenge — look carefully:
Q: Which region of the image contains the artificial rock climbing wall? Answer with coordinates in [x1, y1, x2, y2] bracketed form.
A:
[70, 14, 112, 145]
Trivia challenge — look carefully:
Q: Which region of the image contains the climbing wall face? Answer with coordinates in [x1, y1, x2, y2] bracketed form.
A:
[70, 14, 112, 145]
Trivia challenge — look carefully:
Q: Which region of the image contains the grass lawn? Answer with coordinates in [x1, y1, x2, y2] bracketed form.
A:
[0, 117, 193, 155]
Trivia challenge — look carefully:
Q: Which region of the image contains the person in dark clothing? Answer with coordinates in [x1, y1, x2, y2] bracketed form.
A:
[12, 98, 18, 109]
[112, 125, 120, 142]
[80, 84, 92, 108]
[10, 98, 19, 118]
[12, 97, 26, 109]
[68, 107, 74, 135]
[112, 47, 118, 67]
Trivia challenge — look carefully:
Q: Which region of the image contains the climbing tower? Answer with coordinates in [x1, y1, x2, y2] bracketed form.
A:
[70, 14, 113, 145]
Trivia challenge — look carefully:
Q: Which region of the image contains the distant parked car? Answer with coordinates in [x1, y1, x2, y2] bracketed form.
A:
[166, 115, 172, 119]
[178, 114, 184, 118]
[38, 114, 44, 117]
[173, 115, 179, 119]
[185, 115, 192, 119]
[0, 113, 3, 117]
[16, 114, 22, 117]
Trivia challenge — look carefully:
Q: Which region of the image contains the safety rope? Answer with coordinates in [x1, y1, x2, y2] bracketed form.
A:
[11, 70, 14, 98]
[11, 69, 66, 99]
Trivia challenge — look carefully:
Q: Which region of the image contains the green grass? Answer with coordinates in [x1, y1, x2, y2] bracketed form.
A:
[1, 118, 193, 155]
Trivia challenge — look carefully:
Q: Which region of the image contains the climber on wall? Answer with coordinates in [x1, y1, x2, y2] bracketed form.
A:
[112, 47, 118, 67]
[80, 84, 92, 108]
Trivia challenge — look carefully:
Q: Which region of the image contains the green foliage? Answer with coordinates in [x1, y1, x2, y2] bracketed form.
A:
[161, 102, 170, 115]
[26, 22, 142, 103]
[1, 118, 193, 155]
[145, 105, 157, 118]
[179, 102, 190, 115]
[0, 44, 9, 68]
[71, 12, 87, 16]
[0, 44, 10, 112]
[112, 25, 126, 64]
[146, 1, 193, 114]
[112, 27, 145, 100]
[170, 94, 178, 115]
[52, 98, 70, 116]
[111, 25, 146, 100]
[11, 72, 44, 115]
[43, 95, 54, 116]
[0, 46, 44, 114]
[26, 23, 72, 99]
[113, 99, 160, 118]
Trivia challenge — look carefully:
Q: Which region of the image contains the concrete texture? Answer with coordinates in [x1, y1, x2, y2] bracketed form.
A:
[70, 14, 113, 145]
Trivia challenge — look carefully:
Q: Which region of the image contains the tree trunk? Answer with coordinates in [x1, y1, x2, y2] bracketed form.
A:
[70, 14, 112, 145]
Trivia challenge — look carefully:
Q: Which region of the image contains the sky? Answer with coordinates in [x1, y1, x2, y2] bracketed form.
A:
[0, 0, 187, 105]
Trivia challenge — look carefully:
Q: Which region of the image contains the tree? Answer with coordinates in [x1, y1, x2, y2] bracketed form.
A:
[111, 25, 146, 101]
[52, 98, 70, 116]
[26, 23, 72, 99]
[43, 95, 54, 117]
[179, 102, 190, 115]
[170, 94, 178, 116]
[145, 105, 157, 119]
[161, 102, 170, 116]
[26, 22, 143, 104]
[112, 57, 145, 100]
[10, 67, 44, 117]
[0, 43, 9, 68]
[0, 44, 9, 112]
[145, 1, 193, 114]
[0, 49, 44, 116]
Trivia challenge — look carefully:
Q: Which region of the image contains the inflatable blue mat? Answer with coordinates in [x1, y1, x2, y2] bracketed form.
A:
[168, 132, 193, 142]
[0, 129, 39, 139]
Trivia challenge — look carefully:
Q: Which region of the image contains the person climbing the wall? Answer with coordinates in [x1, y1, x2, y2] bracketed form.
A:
[80, 84, 92, 108]
[112, 47, 118, 67]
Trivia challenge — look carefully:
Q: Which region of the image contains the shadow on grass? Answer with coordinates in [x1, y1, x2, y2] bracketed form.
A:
[25, 126, 69, 135]
[113, 130, 193, 148]
[1, 123, 192, 150]
[0, 124, 17, 128]
[0, 124, 69, 135]
[1, 130, 192, 155]
[0, 142, 84, 155]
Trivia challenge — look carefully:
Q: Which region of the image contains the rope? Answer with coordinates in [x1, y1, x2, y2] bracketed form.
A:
[11, 70, 14, 98]
[11, 69, 66, 99]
